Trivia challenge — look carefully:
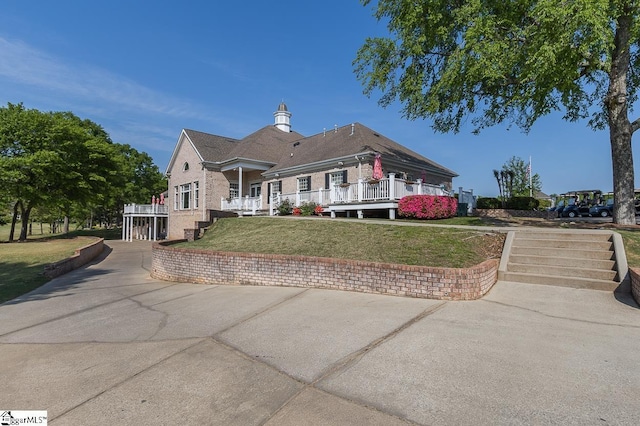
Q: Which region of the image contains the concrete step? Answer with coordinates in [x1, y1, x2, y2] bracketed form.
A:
[513, 238, 612, 250]
[509, 254, 616, 270]
[510, 246, 615, 260]
[498, 271, 620, 291]
[507, 262, 617, 281]
[513, 232, 612, 242]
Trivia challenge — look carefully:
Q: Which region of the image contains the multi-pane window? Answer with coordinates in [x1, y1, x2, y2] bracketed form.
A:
[271, 181, 282, 194]
[194, 181, 199, 209]
[330, 172, 345, 186]
[297, 176, 311, 192]
[180, 183, 191, 209]
[229, 182, 239, 199]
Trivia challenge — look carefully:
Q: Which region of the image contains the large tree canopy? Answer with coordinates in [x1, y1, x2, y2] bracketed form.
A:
[0, 103, 166, 241]
[355, 0, 640, 224]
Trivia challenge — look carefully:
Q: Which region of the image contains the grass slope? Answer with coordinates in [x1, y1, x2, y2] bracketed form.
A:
[178, 217, 505, 268]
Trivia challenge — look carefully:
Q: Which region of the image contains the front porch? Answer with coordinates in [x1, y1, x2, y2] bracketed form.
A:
[221, 173, 451, 219]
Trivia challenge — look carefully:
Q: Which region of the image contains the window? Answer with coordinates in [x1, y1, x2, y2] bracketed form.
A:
[297, 176, 311, 192]
[229, 182, 239, 199]
[194, 181, 199, 209]
[325, 171, 348, 189]
[180, 183, 191, 209]
[182, 162, 189, 171]
[174, 186, 179, 210]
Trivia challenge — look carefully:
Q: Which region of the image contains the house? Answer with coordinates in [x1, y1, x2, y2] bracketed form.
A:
[165, 103, 458, 239]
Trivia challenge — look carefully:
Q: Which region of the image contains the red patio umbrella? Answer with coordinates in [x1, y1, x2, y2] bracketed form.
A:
[373, 154, 383, 180]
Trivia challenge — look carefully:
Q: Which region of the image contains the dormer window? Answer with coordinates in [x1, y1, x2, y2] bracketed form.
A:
[182, 162, 189, 171]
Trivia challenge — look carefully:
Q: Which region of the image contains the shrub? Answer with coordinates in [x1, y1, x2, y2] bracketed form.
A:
[292, 207, 302, 216]
[506, 197, 539, 210]
[398, 195, 457, 219]
[476, 197, 501, 209]
[276, 198, 293, 215]
[299, 201, 319, 216]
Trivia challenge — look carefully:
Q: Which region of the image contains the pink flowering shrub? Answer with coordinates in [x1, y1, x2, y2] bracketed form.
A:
[398, 195, 458, 219]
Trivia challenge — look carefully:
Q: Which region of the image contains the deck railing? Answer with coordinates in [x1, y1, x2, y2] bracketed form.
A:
[221, 196, 262, 214]
[124, 204, 168, 215]
[266, 173, 451, 215]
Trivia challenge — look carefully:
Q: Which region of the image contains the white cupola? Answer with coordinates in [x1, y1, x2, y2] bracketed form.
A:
[273, 102, 292, 132]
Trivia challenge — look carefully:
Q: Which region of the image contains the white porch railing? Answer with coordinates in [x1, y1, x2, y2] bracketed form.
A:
[124, 203, 168, 215]
[221, 196, 262, 214]
[267, 173, 452, 216]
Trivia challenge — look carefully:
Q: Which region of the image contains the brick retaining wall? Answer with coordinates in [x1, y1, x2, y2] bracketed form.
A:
[151, 241, 498, 301]
[629, 268, 640, 306]
[44, 238, 104, 279]
[474, 209, 555, 220]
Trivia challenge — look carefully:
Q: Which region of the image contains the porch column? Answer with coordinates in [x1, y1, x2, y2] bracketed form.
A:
[357, 178, 363, 202]
[389, 173, 396, 200]
[238, 166, 243, 198]
[153, 216, 158, 241]
[122, 212, 126, 241]
[417, 179, 423, 195]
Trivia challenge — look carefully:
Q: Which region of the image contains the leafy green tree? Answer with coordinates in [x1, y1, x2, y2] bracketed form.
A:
[501, 156, 542, 197]
[0, 103, 119, 240]
[355, 0, 640, 224]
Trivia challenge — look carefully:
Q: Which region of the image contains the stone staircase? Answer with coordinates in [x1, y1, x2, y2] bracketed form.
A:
[498, 230, 625, 291]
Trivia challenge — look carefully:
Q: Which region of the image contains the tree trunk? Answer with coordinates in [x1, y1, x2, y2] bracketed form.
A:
[63, 216, 69, 234]
[608, 13, 636, 225]
[18, 204, 32, 241]
[9, 201, 19, 242]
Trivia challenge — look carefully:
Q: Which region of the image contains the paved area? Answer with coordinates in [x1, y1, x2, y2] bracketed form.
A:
[1, 239, 639, 425]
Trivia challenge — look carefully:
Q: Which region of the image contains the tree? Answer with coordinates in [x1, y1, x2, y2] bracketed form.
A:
[501, 156, 542, 197]
[355, 0, 640, 224]
[0, 103, 120, 240]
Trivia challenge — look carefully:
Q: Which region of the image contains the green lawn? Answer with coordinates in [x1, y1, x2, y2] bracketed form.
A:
[177, 217, 506, 268]
[0, 234, 99, 303]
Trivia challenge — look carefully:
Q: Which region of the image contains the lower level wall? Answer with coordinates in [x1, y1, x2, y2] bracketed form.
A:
[151, 241, 498, 301]
[629, 268, 640, 306]
[44, 238, 104, 279]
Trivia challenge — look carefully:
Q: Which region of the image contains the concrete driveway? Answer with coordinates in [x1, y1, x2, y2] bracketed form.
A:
[1, 240, 639, 425]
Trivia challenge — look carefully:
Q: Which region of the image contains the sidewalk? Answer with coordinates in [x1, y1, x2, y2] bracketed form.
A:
[0, 239, 639, 425]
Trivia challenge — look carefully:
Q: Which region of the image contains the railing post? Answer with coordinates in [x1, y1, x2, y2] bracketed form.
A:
[357, 179, 364, 202]
[318, 188, 323, 205]
[296, 191, 301, 207]
[417, 179, 423, 195]
[389, 173, 396, 200]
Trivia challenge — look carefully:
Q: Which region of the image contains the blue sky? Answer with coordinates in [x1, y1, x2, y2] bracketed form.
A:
[0, 1, 634, 197]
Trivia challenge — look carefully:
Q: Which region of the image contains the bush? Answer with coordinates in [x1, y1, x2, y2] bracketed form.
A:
[299, 201, 319, 216]
[476, 197, 502, 209]
[276, 198, 293, 215]
[506, 197, 539, 210]
[398, 195, 457, 219]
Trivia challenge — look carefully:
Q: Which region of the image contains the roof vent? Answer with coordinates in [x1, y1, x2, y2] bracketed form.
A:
[334, 124, 338, 133]
[350, 123, 354, 136]
[293, 141, 300, 147]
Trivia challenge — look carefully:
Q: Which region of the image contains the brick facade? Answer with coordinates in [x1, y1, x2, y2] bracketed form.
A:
[151, 241, 498, 301]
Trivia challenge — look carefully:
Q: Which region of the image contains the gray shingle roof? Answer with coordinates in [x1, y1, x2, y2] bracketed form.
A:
[268, 123, 457, 176]
[183, 129, 238, 162]
[181, 123, 456, 178]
